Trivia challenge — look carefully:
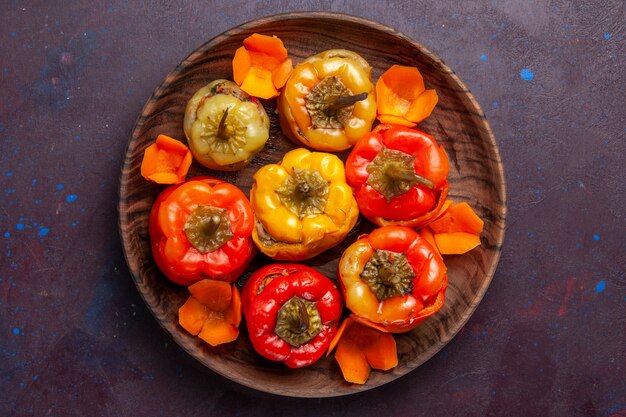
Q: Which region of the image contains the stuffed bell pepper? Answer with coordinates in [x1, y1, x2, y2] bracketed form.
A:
[242, 263, 342, 368]
[338, 226, 447, 333]
[345, 124, 449, 228]
[278, 49, 377, 152]
[149, 177, 256, 285]
[250, 148, 359, 260]
[183, 79, 269, 171]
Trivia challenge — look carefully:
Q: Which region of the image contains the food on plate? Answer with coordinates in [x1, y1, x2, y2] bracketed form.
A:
[140, 134, 193, 184]
[345, 123, 449, 228]
[250, 148, 359, 260]
[278, 49, 376, 152]
[328, 317, 397, 384]
[375, 64, 438, 126]
[183, 79, 269, 171]
[419, 201, 484, 254]
[337, 226, 447, 333]
[232, 33, 293, 99]
[242, 263, 342, 368]
[179, 279, 242, 346]
[149, 177, 255, 285]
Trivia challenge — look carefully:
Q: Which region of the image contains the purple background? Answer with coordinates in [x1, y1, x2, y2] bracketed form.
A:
[1, 1, 624, 416]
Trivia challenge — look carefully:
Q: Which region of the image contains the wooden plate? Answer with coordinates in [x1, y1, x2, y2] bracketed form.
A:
[118, 12, 506, 397]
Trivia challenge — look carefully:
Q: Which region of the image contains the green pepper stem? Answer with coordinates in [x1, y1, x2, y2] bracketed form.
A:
[386, 164, 435, 189]
[295, 298, 310, 332]
[327, 92, 368, 111]
[217, 107, 230, 140]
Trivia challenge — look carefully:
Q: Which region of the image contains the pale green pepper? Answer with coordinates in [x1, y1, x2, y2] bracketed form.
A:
[183, 79, 269, 171]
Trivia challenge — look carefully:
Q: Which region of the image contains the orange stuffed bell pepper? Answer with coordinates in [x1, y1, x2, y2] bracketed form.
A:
[345, 123, 449, 228]
[278, 49, 377, 152]
[250, 148, 359, 260]
[337, 226, 447, 333]
[149, 177, 255, 286]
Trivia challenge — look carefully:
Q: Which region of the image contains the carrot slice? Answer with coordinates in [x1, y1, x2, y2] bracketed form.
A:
[334, 320, 398, 384]
[224, 285, 242, 327]
[429, 202, 484, 234]
[419, 227, 439, 253]
[232, 33, 292, 99]
[363, 330, 397, 371]
[376, 65, 438, 125]
[188, 279, 232, 311]
[198, 318, 239, 347]
[178, 297, 209, 336]
[240, 66, 279, 99]
[327, 317, 354, 356]
[232, 46, 252, 85]
[243, 33, 288, 61]
[434, 232, 481, 255]
[140, 134, 192, 184]
[272, 58, 293, 89]
[335, 333, 371, 384]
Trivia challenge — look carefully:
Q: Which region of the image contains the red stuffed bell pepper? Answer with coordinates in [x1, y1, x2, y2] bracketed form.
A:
[338, 226, 447, 333]
[242, 264, 342, 368]
[345, 124, 449, 228]
[149, 177, 255, 286]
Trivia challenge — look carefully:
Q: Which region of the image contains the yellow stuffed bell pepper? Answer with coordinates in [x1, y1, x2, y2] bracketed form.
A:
[251, 148, 359, 260]
[278, 50, 376, 152]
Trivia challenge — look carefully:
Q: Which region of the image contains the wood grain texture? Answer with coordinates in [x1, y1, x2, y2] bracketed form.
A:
[118, 12, 506, 397]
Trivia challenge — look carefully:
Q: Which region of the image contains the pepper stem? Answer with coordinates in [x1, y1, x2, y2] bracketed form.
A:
[386, 163, 435, 189]
[274, 296, 322, 347]
[183, 205, 234, 253]
[216, 107, 230, 140]
[326, 92, 368, 111]
[360, 249, 415, 301]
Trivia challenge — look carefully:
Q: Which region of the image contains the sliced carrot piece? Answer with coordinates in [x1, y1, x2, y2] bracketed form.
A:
[377, 114, 417, 127]
[140, 134, 192, 184]
[429, 202, 484, 234]
[335, 334, 371, 384]
[178, 297, 210, 336]
[405, 89, 438, 123]
[433, 199, 454, 221]
[434, 232, 481, 255]
[271, 58, 293, 89]
[334, 321, 398, 384]
[240, 66, 279, 99]
[232, 46, 252, 85]
[188, 279, 232, 311]
[327, 317, 354, 356]
[198, 318, 239, 346]
[243, 33, 288, 61]
[363, 330, 397, 371]
[419, 227, 439, 253]
[375, 65, 437, 126]
[223, 285, 242, 327]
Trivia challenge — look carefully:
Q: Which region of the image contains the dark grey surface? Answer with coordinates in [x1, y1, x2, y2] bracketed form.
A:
[1, 1, 624, 416]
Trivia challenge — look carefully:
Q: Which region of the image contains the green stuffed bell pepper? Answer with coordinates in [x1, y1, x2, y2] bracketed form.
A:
[183, 79, 270, 171]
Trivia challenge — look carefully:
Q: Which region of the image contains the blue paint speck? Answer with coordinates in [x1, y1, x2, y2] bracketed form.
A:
[10, 32, 16, 38]
[481, 54, 488, 61]
[38, 228, 49, 237]
[490, 34, 497, 39]
[493, 101, 498, 107]
[595, 280, 606, 293]
[16, 223, 24, 230]
[4, 232, 9, 238]
[74, 134, 81, 141]
[5, 171, 12, 177]
[520, 68, 534, 81]
[56, 184, 64, 191]
[12, 327, 20, 335]
[32, 179, 37, 186]
[71, 221, 80, 227]
[19, 382, 24, 388]
[603, 33, 611, 40]
[593, 234, 600, 241]
[66, 194, 78, 203]
[33, 375, 38, 381]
